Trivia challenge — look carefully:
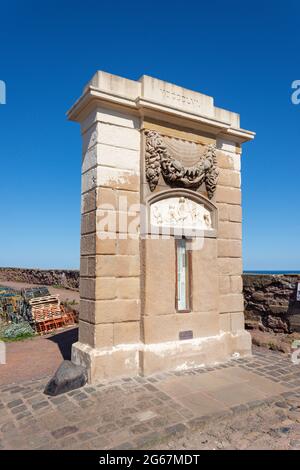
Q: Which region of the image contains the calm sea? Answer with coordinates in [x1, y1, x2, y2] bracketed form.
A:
[244, 271, 300, 275]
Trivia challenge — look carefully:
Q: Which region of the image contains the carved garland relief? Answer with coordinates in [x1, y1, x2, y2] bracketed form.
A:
[145, 130, 219, 199]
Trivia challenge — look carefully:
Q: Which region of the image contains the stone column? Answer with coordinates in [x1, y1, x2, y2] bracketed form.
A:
[70, 73, 142, 382]
[215, 137, 250, 352]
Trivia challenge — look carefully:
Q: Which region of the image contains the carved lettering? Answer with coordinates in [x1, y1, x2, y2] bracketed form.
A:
[160, 88, 201, 108]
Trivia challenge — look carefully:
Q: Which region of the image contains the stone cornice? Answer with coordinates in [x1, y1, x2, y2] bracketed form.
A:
[67, 72, 255, 144]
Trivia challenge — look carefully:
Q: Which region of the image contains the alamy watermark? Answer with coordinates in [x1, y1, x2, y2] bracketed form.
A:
[92, 196, 212, 251]
[0, 80, 6, 104]
[291, 80, 300, 105]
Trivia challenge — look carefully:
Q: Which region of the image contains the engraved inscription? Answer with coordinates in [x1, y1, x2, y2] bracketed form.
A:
[160, 89, 202, 108]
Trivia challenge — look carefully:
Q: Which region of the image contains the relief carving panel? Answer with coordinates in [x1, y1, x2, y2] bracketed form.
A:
[150, 196, 213, 231]
[145, 130, 219, 198]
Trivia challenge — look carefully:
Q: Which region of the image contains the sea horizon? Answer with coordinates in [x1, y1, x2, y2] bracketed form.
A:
[244, 270, 300, 275]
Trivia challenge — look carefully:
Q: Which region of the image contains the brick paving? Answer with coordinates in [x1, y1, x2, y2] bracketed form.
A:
[0, 327, 78, 386]
[0, 346, 300, 450]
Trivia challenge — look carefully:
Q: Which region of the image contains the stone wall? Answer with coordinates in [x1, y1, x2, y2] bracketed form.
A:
[243, 274, 300, 333]
[0, 267, 79, 290]
[1, 269, 299, 335]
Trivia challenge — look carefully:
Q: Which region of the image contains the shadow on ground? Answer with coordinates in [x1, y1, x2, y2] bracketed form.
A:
[46, 327, 78, 360]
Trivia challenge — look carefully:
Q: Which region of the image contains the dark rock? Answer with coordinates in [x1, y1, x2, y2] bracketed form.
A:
[44, 360, 87, 396]
[269, 305, 288, 315]
[252, 292, 266, 302]
[243, 274, 300, 335]
[267, 316, 289, 333]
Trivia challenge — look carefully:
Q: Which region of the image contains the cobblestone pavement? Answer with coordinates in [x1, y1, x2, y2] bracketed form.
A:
[1, 347, 300, 450]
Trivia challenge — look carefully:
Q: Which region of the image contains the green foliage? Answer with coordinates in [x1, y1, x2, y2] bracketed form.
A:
[64, 299, 78, 306]
[0, 321, 35, 341]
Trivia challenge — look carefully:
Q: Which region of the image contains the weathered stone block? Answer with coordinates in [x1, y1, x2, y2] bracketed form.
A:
[143, 239, 175, 316]
[116, 277, 139, 299]
[82, 123, 98, 154]
[80, 256, 96, 277]
[229, 204, 242, 222]
[97, 144, 139, 172]
[230, 275, 243, 294]
[117, 238, 139, 255]
[230, 312, 245, 332]
[81, 167, 97, 194]
[81, 189, 97, 214]
[217, 203, 229, 221]
[79, 320, 113, 348]
[80, 299, 140, 324]
[219, 313, 231, 332]
[219, 294, 244, 313]
[217, 258, 243, 276]
[218, 239, 242, 257]
[219, 275, 230, 294]
[81, 211, 96, 235]
[97, 122, 140, 150]
[80, 234, 96, 256]
[117, 190, 140, 208]
[82, 106, 138, 132]
[80, 277, 117, 300]
[97, 167, 139, 191]
[218, 222, 242, 240]
[82, 146, 97, 173]
[218, 169, 241, 188]
[143, 312, 219, 343]
[215, 186, 241, 205]
[216, 151, 237, 170]
[96, 210, 140, 235]
[97, 187, 117, 209]
[114, 255, 140, 277]
[94, 255, 117, 277]
[72, 342, 139, 383]
[95, 233, 117, 254]
[113, 321, 140, 344]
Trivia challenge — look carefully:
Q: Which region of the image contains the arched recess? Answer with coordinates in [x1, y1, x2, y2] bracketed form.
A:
[142, 188, 218, 238]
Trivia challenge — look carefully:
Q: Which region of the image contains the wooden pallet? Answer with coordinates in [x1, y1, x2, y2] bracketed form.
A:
[29, 295, 60, 306]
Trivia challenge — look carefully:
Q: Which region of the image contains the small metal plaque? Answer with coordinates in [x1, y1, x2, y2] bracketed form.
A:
[179, 330, 193, 341]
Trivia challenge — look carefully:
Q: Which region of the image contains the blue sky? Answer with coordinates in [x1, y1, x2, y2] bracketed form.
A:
[0, 0, 299, 270]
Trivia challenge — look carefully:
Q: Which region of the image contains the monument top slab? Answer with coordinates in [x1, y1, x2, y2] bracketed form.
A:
[68, 71, 254, 142]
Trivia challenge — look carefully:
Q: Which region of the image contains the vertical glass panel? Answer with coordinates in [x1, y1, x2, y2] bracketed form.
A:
[176, 238, 190, 312]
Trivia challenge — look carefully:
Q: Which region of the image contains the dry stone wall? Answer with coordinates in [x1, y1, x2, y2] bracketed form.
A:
[243, 274, 300, 333]
[0, 267, 79, 290]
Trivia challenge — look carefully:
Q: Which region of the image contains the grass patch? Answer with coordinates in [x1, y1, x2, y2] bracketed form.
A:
[0, 332, 35, 342]
[0, 322, 35, 342]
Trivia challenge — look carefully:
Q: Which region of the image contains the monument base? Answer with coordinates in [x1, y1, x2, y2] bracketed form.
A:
[72, 330, 252, 384]
[71, 342, 140, 383]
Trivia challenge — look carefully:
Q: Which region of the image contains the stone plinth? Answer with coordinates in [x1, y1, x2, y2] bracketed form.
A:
[68, 71, 255, 383]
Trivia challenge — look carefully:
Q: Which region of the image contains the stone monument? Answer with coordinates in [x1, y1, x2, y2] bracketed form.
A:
[68, 72, 255, 383]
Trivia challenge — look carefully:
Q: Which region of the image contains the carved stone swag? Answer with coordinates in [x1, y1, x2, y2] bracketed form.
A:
[145, 130, 219, 199]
